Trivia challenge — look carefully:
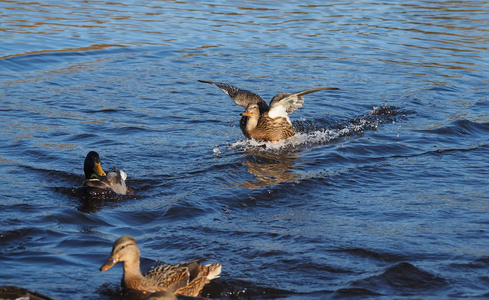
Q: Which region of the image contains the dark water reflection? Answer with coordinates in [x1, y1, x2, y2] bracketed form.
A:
[239, 151, 300, 188]
[1, 0, 489, 299]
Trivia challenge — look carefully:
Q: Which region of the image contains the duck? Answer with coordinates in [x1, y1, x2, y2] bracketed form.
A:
[199, 80, 339, 141]
[100, 235, 222, 297]
[0, 285, 54, 300]
[83, 151, 129, 195]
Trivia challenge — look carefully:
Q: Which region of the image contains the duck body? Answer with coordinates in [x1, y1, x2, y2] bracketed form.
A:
[241, 104, 296, 141]
[83, 151, 128, 195]
[199, 80, 339, 142]
[100, 235, 221, 297]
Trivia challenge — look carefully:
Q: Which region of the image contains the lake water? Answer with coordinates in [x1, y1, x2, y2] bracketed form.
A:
[1, 0, 489, 299]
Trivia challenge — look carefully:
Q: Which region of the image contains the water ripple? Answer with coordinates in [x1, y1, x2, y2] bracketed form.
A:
[1, 0, 489, 299]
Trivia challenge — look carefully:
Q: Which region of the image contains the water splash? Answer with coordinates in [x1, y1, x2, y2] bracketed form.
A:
[218, 104, 405, 154]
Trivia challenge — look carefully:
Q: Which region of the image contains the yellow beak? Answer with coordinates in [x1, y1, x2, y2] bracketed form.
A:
[241, 111, 252, 117]
[94, 161, 106, 177]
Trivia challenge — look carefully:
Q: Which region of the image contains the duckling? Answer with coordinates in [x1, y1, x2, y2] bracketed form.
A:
[100, 235, 221, 297]
[83, 151, 128, 195]
[199, 80, 339, 141]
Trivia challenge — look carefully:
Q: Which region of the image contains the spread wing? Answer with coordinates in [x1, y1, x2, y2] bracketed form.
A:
[198, 80, 268, 112]
[268, 87, 339, 116]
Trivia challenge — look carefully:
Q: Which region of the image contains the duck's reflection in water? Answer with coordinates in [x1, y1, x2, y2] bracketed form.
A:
[54, 186, 135, 213]
[237, 150, 301, 188]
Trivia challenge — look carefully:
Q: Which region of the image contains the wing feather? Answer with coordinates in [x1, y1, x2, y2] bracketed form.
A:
[199, 80, 268, 111]
[269, 87, 339, 115]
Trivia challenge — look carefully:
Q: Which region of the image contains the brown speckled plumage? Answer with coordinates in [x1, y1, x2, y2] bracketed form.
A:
[241, 104, 297, 141]
[199, 80, 339, 141]
[100, 235, 221, 297]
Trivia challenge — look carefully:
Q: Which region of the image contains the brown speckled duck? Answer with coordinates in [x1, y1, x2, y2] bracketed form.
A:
[83, 151, 129, 195]
[100, 235, 221, 297]
[199, 80, 339, 141]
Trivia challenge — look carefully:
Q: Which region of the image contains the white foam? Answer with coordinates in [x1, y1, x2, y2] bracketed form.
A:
[229, 128, 345, 152]
[213, 147, 221, 156]
[221, 116, 379, 153]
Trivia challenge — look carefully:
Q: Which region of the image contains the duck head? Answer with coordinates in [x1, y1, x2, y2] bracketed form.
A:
[84, 151, 107, 179]
[100, 235, 140, 271]
[240, 103, 260, 118]
[241, 104, 261, 134]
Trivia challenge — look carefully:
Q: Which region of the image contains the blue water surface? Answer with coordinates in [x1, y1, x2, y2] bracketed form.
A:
[1, 0, 489, 299]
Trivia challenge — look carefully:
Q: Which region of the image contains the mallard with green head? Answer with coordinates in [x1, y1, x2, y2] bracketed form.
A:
[199, 80, 339, 142]
[100, 235, 222, 297]
[83, 151, 129, 195]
